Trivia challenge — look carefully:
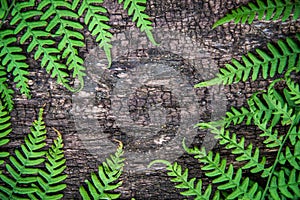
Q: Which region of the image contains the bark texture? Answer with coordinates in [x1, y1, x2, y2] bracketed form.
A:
[5, 0, 300, 199]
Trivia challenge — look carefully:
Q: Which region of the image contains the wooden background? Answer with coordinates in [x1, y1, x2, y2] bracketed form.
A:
[5, 0, 300, 199]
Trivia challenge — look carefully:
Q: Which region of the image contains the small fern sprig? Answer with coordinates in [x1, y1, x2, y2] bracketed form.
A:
[29, 128, 67, 200]
[0, 104, 11, 166]
[0, 29, 30, 98]
[118, 0, 158, 45]
[184, 142, 262, 200]
[195, 36, 300, 88]
[37, 0, 86, 91]
[285, 67, 300, 105]
[0, 107, 47, 199]
[196, 123, 272, 178]
[148, 160, 218, 200]
[213, 0, 300, 29]
[0, 65, 13, 111]
[79, 140, 125, 200]
[73, 0, 113, 67]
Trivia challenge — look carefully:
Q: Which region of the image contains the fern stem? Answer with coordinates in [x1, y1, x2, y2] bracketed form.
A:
[261, 122, 298, 199]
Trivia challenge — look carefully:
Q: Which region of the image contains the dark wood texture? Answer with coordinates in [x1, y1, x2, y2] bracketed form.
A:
[5, 0, 300, 199]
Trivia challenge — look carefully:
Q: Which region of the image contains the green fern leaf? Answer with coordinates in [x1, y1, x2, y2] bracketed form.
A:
[29, 128, 67, 200]
[118, 0, 158, 45]
[80, 141, 124, 200]
[182, 143, 262, 199]
[0, 29, 30, 98]
[0, 104, 11, 166]
[195, 36, 300, 88]
[285, 69, 300, 105]
[0, 108, 46, 199]
[37, 0, 86, 85]
[10, 1, 72, 90]
[74, 0, 113, 68]
[224, 106, 253, 127]
[197, 123, 272, 177]
[269, 168, 300, 199]
[213, 0, 300, 28]
[148, 160, 214, 200]
[278, 140, 300, 170]
[0, 65, 13, 111]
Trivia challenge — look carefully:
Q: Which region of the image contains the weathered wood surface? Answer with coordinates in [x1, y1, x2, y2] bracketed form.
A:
[6, 0, 300, 199]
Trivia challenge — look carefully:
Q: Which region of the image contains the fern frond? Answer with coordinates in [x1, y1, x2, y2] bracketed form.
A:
[37, 0, 86, 83]
[10, 1, 72, 89]
[183, 144, 262, 199]
[269, 168, 300, 199]
[0, 65, 13, 111]
[148, 160, 215, 200]
[195, 36, 300, 88]
[213, 0, 300, 28]
[0, 108, 46, 199]
[74, 0, 113, 67]
[0, 29, 30, 97]
[79, 141, 124, 200]
[0, 104, 11, 166]
[289, 125, 300, 146]
[278, 140, 300, 170]
[118, 0, 158, 45]
[224, 106, 253, 127]
[285, 68, 300, 105]
[267, 81, 296, 126]
[29, 128, 67, 200]
[197, 124, 272, 177]
[248, 93, 284, 148]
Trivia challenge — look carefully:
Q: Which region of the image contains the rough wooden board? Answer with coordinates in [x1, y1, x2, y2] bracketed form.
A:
[4, 0, 300, 199]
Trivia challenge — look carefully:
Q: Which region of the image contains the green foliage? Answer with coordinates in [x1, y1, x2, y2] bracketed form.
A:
[150, 1, 300, 199]
[37, 0, 86, 87]
[213, 0, 300, 28]
[0, 104, 11, 166]
[0, 107, 47, 199]
[29, 128, 67, 200]
[74, 0, 113, 68]
[0, 0, 156, 111]
[0, 64, 13, 112]
[80, 141, 125, 200]
[0, 108, 68, 199]
[118, 0, 158, 45]
[149, 160, 218, 200]
[195, 35, 300, 88]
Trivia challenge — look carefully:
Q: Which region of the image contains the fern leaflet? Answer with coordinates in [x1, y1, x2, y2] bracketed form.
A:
[79, 140, 124, 200]
[0, 65, 13, 111]
[213, 0, 300, 28]
[0, 29, 30, 98]
[278, 140, 300, 170]
[37, 0, 86, 89]
[0, 104, 11, 166]
[269, 168, 300, 199]
[29, 128, 67, 200]
[0, 0, 8, 21]
[118, 0, 158, 45]
[73, 0, 113, 67]
[0, 107, 46, 199]
[195, 36, 300, 88]
[10, 1, 76, 91]
[149, 160, 217, 200]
